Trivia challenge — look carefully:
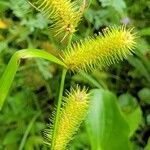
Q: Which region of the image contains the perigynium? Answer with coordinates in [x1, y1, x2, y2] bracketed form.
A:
[62, 26, 137, 71]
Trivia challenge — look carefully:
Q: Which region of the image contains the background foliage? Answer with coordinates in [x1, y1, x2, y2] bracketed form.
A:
[0, 0, 149, 149]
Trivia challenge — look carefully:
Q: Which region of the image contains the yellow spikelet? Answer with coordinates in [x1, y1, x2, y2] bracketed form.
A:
[29, 0, 82, 37]
[62, 26, 137, 71]
[45, 87, 89, 150]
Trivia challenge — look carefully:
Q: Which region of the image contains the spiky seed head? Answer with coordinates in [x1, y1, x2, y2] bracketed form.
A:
[29, 0, 82, 38]
[45, 86, 89, 150]
[62, 26, 137, 71]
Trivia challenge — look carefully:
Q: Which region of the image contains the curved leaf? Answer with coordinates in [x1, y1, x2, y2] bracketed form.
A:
[118, 93, 142, 137]
[86, 89, 131, 150]
[0, 49, 67, 110]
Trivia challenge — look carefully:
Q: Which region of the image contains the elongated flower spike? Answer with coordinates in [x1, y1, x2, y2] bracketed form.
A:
[62, 26, 137, 71]
[44, 86, 89, 150]
[29, 0, 83, 39]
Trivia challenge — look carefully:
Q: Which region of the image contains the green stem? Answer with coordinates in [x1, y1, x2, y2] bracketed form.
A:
[51, 68, 67, 150]
[79, 70, 103, 89]
[67, 35, 73, 48]
[19, 112, 41, 150]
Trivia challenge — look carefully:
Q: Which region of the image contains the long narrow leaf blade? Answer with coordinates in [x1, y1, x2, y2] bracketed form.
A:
[0, 49, 66, 110]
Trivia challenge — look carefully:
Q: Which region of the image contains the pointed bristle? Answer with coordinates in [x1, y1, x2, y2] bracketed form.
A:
[29, 0, 82, 37]
[44, 86, 89, 150]
[62, 26, 137, 71]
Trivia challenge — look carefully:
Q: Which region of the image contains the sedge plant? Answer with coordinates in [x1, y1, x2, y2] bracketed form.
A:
[0, 0, 137, 149]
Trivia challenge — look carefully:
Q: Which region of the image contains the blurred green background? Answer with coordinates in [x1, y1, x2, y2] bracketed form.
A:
[0, 0, 150, 149]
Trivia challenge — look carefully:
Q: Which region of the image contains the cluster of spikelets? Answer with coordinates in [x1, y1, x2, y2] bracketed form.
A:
[44, 87, 89, 150]
[29, 0, 83, 38]
[29, 1, 137, 150]
[62, 26, 136, 72]
[29, 0, 136, 69]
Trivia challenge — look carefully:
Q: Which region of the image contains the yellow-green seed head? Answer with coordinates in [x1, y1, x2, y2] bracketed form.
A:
[30, 0, 82, 37]
[45, 87, 89, 150]
[62, 26, 136, 71]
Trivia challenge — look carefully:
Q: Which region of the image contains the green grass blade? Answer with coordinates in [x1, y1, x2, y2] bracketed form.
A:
[19, 112, 41, 150]
[0, 49, 67, 110]
[79, 70, 103, 89]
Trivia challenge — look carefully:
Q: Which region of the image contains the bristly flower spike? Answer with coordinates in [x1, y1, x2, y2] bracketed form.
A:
[44, 86, 89, 150]
[62, 26, 137, 71]
[29, 0, 84, 38]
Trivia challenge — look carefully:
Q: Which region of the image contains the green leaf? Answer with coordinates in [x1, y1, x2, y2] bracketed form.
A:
[0, 1, 9, 11]
[10, 0, 30, 18]
[118, 93, 142, 137]
[86, 89, 131, 150]
[126, 107, 142, 137]
[138, 88, 150, 104]
[24, 136, 44, 150]
[99, 0, 126, 14]
[19, 112, 41, 150]
[0, 49, 66, 110]
[145, 138, 150, 150]
[3, 130, 20, 145]
[128, 56, 150, 82]
[139, 27, 150, 36]
[146, 114, 150, 125]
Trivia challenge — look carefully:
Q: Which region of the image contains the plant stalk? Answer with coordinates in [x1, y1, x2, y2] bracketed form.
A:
[51, 68, 67, 150]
